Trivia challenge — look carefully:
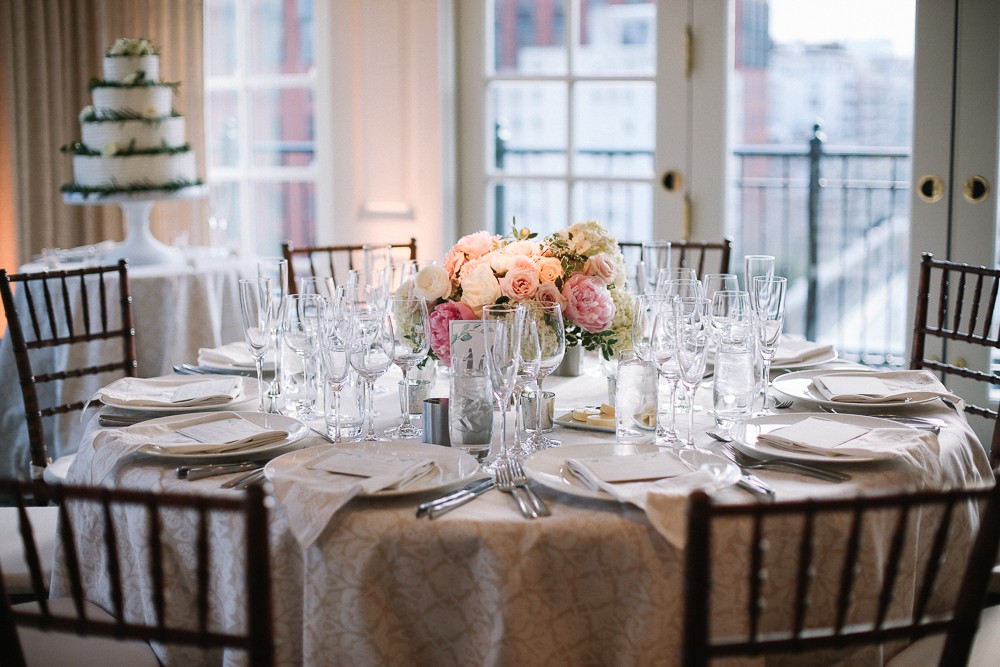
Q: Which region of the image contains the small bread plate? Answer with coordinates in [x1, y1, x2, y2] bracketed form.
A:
[771, 369, 939, 411]
[554, 409, 615, 434]
[730, 412, 906, 464]
[263, 441, 481, 497]
[523, 442, 739, 502]
[772, 348, 839, 370]
[136, 411, 308, 462]
[100, 377, 261, 414]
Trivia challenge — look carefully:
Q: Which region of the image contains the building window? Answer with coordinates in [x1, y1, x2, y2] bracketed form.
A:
[204, 0, 317, 255]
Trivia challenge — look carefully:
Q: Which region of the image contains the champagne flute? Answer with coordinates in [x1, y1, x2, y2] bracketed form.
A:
[238, 278, 272, 412]
[516, 318, 541, 455]
[320, 297, 353, 442]
[349, 310, 395, 441]
[751, 276, 787, 414]
[386, 296, 429, 439]
[675, 297, 711, 447]
[743, 255, 775, 292]
[363, 243, 393, 277]
[482, 304, 525, 471]
[257, 258, 288, 413]
[283, 294, 324, 419]
[523, 302, 565, 449]
[641, 241, 672, 293]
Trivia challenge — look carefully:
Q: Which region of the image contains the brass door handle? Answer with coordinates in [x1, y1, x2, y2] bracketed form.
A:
[917, 175, 944, 203]
[963, 176, 989, 203]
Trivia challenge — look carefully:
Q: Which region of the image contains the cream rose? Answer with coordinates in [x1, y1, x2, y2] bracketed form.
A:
[489, 251, 514, 276]
[583, 252, 617, 285]
[536, 257, 564, 284]
[504, 239, 541, 257]
[459, 262, 502, 316]
[535, 281, 568, 310]
[413, 265, 452, 301]
[499, 267, 539, 301]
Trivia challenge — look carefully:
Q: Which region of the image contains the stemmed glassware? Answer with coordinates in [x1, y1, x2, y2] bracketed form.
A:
[674, 297, 711, 447]
[482, 304, 525, 471]
[283, 294, 324, 419]
[743, 255, 775, 292]
[522, 302, 565, 449]
[655, 267, 698, 293]
[386, 296, 429, 439]
[750, 276, 787, 414]
[640, 241, 672, 294]
[320, 296, 353, 442]
[350, 310, 395, 440]
[661, 278, 704, 299]
[633, 294, 682, 446]
[710, 290, 755, 428]
[238, 278, 272, 412]
[702, 274, 740, 303]
[257, 258, 288, 413]
[516, 318, 542, 455]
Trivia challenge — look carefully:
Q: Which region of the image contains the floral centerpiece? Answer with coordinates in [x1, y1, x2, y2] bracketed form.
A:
[397, 220, 635, 366]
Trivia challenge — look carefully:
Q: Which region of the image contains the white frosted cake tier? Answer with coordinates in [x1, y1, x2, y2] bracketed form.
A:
[81, 116, 185, 151]
[72, 151, 196, 188]
[92, 86, 173, 115]
[103, 54, 160, 82]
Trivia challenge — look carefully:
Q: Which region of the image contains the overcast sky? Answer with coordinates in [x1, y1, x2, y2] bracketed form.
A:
[768, 0, 916, 55]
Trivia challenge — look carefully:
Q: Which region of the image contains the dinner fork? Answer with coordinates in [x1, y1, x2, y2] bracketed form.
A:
[774, 397, 794, 409]
[721, 442, 850, 483]
[496, 462, 537, 519]
[509, 460, 551, 517]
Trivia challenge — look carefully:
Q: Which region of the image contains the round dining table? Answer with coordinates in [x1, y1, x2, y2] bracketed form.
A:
[50, 356, 994, 667]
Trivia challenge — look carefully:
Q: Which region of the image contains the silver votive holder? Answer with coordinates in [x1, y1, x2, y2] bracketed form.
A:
[522, 391, 555, 432]
[422, 398, 450, 446]
[400, 379, 432, 415]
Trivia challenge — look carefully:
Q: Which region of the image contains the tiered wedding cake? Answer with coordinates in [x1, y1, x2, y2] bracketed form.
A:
[62, 38, 200, 195]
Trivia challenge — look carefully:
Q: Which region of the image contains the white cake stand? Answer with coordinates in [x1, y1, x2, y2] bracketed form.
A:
[62, 184, 209, 266]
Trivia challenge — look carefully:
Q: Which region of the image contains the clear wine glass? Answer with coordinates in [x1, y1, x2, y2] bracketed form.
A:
[349, 310, 395, 440]
[633, 293, 682, 446]
[675, 297, 711, 447]
[386, 296, 429, 439]
[516, 318, 541, 456]
[751, 276, 787, 414]
[661, 278, 704, 299]
[320, 297, 353, 442]
[297, 276, 337, 300]
[702, 274, 740, 303]
[641, 241, 671, 293]
[284, 294, 324, 419]
[363, 243, 393, 277]
[482, 304, 525, 471]
[523, 302, 565, 449]
[743, 255, 775, 292]
[655, 267, 698, 293]
[238, 278, 272, 412]
[257, 258, 288, 413]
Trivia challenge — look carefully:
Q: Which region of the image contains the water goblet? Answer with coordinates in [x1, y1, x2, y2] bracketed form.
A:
[655, 267, 698, 293]
[633, 294, 682, 446]
[702, 273, 740, 303]
[320, 300, 353, 442]
[641, 241, 672, 293]
[675, 297, 711, 447]
[482, 304, 525, 471]
[349, 310, 395, 440]
[710, 291, 755, 428]
[238, 278, 272, 412]
[522, 302, 565, 449]
[386, 296, 429, 439]
[516, 318, 542, 455]
[751, 276, 787, 414]
[661, 278, 704, 299]
[284, 294, 324, 419]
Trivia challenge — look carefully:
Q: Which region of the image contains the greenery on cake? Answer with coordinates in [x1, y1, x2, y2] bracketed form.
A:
[106, 38, 157, 57]
[78, 107, 180, 123]
[61, 177, 204, 197]
[61, 140, 192, 157]
[89, 74, 179, 90]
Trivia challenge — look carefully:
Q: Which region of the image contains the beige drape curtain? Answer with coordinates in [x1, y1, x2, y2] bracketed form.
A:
[0, 0, 206, 266]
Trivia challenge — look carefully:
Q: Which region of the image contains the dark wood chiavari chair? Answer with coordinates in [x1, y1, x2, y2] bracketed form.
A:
[910, 252, 1000, 467]
[0, 480, 273, 667]
[683, 476, 1000, 667]
[0, 261, 137, 493]
[282, 238, 418, 294]
[617, 238, 733, 279]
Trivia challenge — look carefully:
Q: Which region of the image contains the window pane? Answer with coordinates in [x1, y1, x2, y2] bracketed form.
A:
[492, 0, 567, 75]
[250, 0, 313, 75]
[208, 182, 241, 250]
[575, 0, 656, 76]
[255, 181, 316, 253]
[489, 82, 567, 176]
[251, 89, 314, 167]
[489, 179, 567, 236]
[205, 0, 238, 76]
[572, 181, 653, 242]
[573, 82, 655, 177]
[206, 90, 240, 168]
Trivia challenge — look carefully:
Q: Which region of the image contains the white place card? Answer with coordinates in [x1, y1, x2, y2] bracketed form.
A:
[170, 378, 239, 404]
[814, 375, 889, 398]
[759, 417, 870, 451]
[568, 451, 693, 484]
[176, 416, 275, 445]
[308, 450, 432, 479]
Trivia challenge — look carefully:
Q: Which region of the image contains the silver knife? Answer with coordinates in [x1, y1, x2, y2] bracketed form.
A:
[417, 478, 495, 518]
[738, 473, 775, 499]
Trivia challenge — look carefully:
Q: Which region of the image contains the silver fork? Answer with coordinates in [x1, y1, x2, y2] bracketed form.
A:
[774, 398, 794, 409]
[722, 442, 850, 483]
[509, 460, 551, 517]
[496, 462, 537, 519]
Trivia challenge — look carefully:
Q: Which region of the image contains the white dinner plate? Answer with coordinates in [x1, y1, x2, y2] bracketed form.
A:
[523, 442, 738, 501]
[730, 412, 907, 464]
[198, 359, 276, 373]
[136, 411, 308, 461]
[263, 442, 481, 497]
[771, 369, 939, 410]
[100, 377, 261, 414]
[553, 410, 616, 434]
[772, 348, 839, 369]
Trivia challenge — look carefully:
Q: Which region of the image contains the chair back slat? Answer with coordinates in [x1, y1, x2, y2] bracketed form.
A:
[59, 275, 75, 339]
[99, 270, 109, 333]
[100, 490, 126, 630]
[146, 498, 167, 639]
[834, 504, 864, 634]
[617, 239, 732, 281]
[875, 505, 910, 629]
[952, 272, 966, 334]
[14, 486, 49, 610]
[984, 276, 999, 339]
[936, 268, 948, 330]
[197, 501, 210, 634]
[80, 273, 92, 335]
[912, 498, 955, 624]
[792, 507, 816, 638]
[283, 238, 417, 295]
[21, 282, 42, 342]
[969, 274, 984, 337]
[54, 493, 87, 632]
[748, 509, 764, 640]
[41, 277, 60, 342]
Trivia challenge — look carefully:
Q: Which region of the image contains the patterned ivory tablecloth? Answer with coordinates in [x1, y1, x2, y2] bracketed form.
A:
[51, 358, 994, 667]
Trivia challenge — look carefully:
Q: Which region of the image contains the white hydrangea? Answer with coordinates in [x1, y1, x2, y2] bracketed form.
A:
[607, 287, 635, 356]
[564, 219, 620, 258]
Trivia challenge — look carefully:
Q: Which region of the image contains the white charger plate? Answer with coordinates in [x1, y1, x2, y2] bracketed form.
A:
[136, 411, 308, 461]
[263, 442, 481, 497]
[553, 410, 615, 434]
[730, 412, 907, 464]
[524, 442, 739, 501]
[100, 377, 261, 414]
[771, 369, 938, 410]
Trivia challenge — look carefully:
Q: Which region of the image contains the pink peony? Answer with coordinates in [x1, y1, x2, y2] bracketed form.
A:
[583, 252, 618, 285]
[500, 267, 539, 301]
[443, 248, 467, 282]
[428, 301, 476, 366]
[561, 274, 616, 333]
[535, 280, 568, 310]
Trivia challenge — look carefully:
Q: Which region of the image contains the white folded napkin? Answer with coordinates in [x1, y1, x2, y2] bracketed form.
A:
[758, 416, 942, 483]
[772, 336, 834, 365]
[92, 376, 243, 408]
[812, 370, 962, 404]
[88, 411, 288, 484]
[565, 451, 737, 548]
[271, 448, 436, 548]
[197, 341, 275, 369]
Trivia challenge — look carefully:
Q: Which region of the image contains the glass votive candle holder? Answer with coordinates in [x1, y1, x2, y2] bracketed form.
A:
[522, 391, 555, 433]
